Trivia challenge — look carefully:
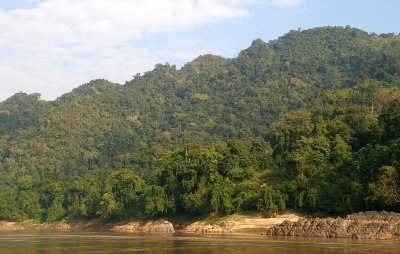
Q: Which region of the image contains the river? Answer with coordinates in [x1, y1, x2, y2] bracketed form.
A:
[0, 232, 399, 253]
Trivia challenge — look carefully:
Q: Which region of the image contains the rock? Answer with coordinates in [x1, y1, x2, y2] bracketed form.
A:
[112, 222, 141, 232]
[143, 221, 175, 233]
[182, 220, 237, 234]
[112, 220, 175, 233]
[266, 211, 400, 240]
[183, 222, 225, 234]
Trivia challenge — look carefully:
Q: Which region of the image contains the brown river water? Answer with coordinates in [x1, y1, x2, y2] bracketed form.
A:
[0, 232, 399, 254]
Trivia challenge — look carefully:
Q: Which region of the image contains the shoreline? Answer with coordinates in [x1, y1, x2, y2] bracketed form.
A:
[2, 211, 399, 240]
[0, 212, 301, 235]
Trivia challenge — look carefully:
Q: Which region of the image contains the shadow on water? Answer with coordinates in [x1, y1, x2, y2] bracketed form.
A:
[0, 232, 399, 254]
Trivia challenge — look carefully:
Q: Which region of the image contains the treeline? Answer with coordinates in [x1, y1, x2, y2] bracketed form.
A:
[0, 138, 276, 221]
[1, 93, 400, 222]
[0, 26, 400, 222]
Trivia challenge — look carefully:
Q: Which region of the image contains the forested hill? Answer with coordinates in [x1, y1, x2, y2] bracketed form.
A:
[1, 26, 400, 222]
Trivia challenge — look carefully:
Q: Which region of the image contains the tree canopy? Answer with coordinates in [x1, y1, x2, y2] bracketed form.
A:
[0, 26, 400, 222]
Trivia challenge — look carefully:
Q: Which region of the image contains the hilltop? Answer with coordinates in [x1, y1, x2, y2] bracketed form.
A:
[0, 26, 399, 222]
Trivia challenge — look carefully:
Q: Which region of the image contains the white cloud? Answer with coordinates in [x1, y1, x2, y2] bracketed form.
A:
[223, 0, 303, 8]
[271, 0, 303, 8]
[0, 0, 302, 101]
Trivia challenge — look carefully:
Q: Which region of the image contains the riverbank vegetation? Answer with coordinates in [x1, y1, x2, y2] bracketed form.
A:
[0, 26, 400, 222]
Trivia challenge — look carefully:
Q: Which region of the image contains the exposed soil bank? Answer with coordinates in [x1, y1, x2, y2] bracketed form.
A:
[0, 220, 174, 233]
[266, 211, 400, 240]
[182, 213, 300, 234]
[4, 211, 399, 240]
[0, 221, 71, 231]
[0, 213, 300, 234]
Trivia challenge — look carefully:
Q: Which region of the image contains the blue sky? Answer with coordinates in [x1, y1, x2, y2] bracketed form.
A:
[0, 0, 399, 101]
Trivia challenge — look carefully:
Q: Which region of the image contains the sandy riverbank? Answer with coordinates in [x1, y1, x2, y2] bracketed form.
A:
[2, 211, 400, 240]
[0, 221, 71, 231]
[181, 213, 300, 234]
[0, 213, 301, 235]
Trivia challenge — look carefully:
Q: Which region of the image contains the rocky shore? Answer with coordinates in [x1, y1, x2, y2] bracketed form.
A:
[265, 211, 400, 240]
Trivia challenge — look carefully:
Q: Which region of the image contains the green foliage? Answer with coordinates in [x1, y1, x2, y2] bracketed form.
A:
[258, 184, 287, 216]
[97, 169, 142, 219]
[97, 193, 118, 219]
[210, 176, 235, 214]
[368, 166, 400, 207]
[46, 195, 65, 223]
[0, 27, 400, 222]
[143, 185, 175, 216]
[66, 174, 101, 218]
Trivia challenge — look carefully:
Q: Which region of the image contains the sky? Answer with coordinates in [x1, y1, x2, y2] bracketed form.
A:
[0, 0, 399, 101]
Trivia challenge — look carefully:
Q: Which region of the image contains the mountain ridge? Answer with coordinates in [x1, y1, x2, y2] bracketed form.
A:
[0, 26, 399, 222]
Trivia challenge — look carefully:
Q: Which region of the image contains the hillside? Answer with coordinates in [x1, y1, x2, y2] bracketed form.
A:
[0, 26, 400, 222]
